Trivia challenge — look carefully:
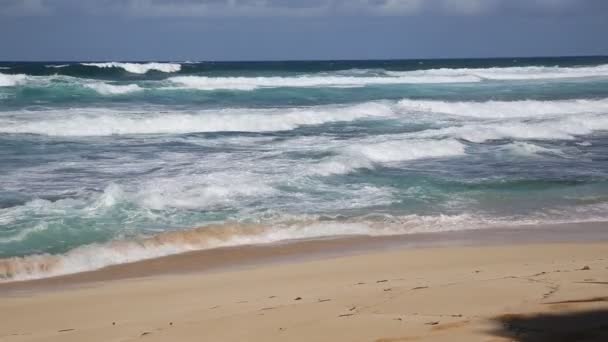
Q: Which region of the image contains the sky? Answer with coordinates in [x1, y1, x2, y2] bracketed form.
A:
[1, 0, 607, 61]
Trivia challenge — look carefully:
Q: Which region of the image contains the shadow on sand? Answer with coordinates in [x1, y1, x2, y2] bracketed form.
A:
[491, 300, 608, 342]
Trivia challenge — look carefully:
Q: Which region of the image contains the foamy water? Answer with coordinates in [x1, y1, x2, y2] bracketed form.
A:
[2, 57, 608, 282]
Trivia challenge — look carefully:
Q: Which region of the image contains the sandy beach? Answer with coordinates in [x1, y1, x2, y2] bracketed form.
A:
[1, 224, 608, 342]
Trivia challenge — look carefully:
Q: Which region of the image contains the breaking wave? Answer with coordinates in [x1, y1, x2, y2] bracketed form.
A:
[415, 114, 608, 143]
[386, 64, 608, 81]
[81, 62, 182, 74]
[314, 139, 466, 176]
[84, 82, 143, 95]
[397, 98, 608, 118]
[168, 74, 482, 90]
[0, 102, 395, 136]
[0, 73, 27, 87]
[0, 213, 539, 282]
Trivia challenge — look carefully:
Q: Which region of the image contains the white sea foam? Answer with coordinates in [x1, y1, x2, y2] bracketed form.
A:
[386, 64, 608, 81]
[314, 139, 466, 176]
[45, 64, 70, 68]
[397, 98, 608, 119]
[0, 102, 395, 136]
[0, 73, 27, 87]
[85, 82, 143, 95]
[135, 173, 279, 211]
[81, 62, 181, 74]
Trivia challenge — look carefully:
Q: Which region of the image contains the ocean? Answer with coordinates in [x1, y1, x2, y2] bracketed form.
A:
[1, 56, 608, 281]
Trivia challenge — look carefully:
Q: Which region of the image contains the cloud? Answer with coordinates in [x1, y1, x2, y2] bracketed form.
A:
[0, 0, 598, 17]
[0, 0, 51, 16]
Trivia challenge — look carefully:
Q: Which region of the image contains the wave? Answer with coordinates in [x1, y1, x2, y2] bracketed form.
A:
[167, 74, 482, 90]
[84, 82, 143, 95]
[314, 139, 466, 176]
[415, 113, 608, 143]
[386, 64, 608, 81]
[0, 213, 539, 282]
[0, 102, 395, 136]
[2, 97, 608, 138]
[163, 64, 608, 90]
[81, 62, 181, 74]
[5, 201, 608, 282]
[397, 98, 608, 118]
[45, 64, 69, 68]
[0, 73, 144, 96]
[503, 142, 570, 158]
[0, 73, 27, 87]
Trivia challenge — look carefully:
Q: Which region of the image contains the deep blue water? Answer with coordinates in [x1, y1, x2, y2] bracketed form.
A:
[2, 56, 608, 280]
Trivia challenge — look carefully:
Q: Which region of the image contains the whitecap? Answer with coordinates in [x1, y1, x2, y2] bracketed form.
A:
[81, 62, 181, 74]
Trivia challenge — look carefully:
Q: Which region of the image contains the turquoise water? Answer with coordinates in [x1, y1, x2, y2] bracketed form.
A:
[2, 57, 608, 280]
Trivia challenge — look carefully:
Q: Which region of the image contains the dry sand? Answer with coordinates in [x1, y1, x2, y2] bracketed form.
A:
[1, 229, 608, 341]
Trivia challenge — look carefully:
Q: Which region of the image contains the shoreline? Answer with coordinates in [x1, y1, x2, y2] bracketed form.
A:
[2, 220, 608, 293]
[0, 226, 607, 341]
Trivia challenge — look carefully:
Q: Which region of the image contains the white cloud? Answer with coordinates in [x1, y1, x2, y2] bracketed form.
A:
[0, 0, 51, 16]
[441, 0, 498, 15]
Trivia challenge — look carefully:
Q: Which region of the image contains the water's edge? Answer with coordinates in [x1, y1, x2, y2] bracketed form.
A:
[2, 220, 607, 294]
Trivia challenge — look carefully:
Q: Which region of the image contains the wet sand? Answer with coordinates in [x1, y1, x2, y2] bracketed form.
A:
[1, 222, 608, 341]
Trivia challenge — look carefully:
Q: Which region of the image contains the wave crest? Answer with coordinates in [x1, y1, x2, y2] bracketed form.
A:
[314, 139, 466, 176]
[0, 73, 27, 87]
[386, 64, 608, 81]
[85, 82, 143, 95]
[0, 102, 395, 136]
[398, 98, 608, 118]
[81, 62, 181, 74]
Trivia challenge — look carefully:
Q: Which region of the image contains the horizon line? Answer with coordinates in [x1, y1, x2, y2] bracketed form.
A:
[1, 54, 607, 64]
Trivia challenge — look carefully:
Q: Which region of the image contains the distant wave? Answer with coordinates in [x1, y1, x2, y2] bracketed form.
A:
[166, 64, 608, 90]
[168, 74, 481, 90]
[84, 82, 143, 95]
[45, 64, 70, 68]
[2, 63, 607, 92]
[385, 64, 608, 81]
[81, 62, 182, 74]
